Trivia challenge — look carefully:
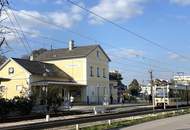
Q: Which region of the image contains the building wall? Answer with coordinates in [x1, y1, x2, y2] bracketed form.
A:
[174, 76, 190, 85]
[43, 47, 110, 104]
[141, 85, 151, 96]
[0, 59, 30, 99]
[109, 80, 118, 103]
[44, 58, 87, 103]
[44, 58, 87, 85]
[86, 47, 110, 103]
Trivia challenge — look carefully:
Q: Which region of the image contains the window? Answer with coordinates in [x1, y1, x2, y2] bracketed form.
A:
[103, 68, 106, 78]
[97, 51, 100, 58]
[8, 67, 14, 75]
[16, 85, 23, 92]
[0, 86, 5, 92]
[90, 66, 93, 77]
[156, 88, 168, 98]
[97, 67, 100, 77]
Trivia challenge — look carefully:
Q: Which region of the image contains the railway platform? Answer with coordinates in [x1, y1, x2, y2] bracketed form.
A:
[0, 103, 150, 129]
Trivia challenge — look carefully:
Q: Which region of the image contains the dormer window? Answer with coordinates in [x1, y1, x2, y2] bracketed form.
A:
[8, 67, 14, 75]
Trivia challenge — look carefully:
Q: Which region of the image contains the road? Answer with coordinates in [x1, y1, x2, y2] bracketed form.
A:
[119, 114, 190, 130]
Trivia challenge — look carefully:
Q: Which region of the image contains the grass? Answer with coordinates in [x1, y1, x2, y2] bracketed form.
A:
[79, 108, 190, 130]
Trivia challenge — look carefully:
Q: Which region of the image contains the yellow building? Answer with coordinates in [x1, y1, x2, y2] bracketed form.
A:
[0, 41, 111, 104]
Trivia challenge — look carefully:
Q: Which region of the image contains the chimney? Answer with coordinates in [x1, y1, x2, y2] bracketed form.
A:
[30, 55, 34, 61]
[69, 40, 75, 51]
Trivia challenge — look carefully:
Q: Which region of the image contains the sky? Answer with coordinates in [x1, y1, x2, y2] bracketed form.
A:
[1, 0, 190, 84]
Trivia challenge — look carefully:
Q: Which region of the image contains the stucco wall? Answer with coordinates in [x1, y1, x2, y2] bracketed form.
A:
[44, 58, 87, 85]
[0, 59, 30, 99]
[86, 47, 110, 103]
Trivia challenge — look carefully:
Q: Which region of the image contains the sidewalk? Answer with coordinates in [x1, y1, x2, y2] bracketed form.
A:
[0, 103, 150, 129]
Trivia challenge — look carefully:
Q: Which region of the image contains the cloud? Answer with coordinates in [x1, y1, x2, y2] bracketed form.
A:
[55, 0, 64, 5]
[170, 0, 190, 6]
[168, 52, 180, 60]
[168, 52, 188, 62]
[49, 3, 84, 28]
[0, 5, 83, 43]
[14, 5, 83, 29]
[89, 0, 147, 24]
[108, 48, 144, 60]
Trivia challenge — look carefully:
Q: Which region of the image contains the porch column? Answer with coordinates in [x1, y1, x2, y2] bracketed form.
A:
[64, 87, 70, 101]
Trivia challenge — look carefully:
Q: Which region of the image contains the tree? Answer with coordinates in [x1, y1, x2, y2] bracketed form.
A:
[32, 48, 47, 56]
[21, 48, 47, 60]
[128, 79, 141, 96]
[109, 71, 126, 88]
[21, 54, 30, 60]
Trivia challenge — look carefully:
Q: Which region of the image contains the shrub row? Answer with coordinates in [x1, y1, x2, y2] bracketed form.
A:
[0, 96, 33, 119]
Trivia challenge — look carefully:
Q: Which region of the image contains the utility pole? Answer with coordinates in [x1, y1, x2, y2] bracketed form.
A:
[149, 70, 155, 111]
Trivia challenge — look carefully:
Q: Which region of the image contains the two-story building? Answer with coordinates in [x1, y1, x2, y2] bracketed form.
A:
[0, 41, 111, 104]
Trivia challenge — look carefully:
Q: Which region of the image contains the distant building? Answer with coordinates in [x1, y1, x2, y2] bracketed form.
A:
[109, 70, 126, 103]
[0, 40, 111, 104]
[174, 76, 190, 85]
[140, 84, 151, 96]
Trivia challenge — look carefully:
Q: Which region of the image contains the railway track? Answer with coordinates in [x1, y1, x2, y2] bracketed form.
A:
[1, 106, 189, 130]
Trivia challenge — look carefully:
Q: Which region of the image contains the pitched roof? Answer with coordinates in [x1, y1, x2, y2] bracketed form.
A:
[34, 45, 111, 61]
[12, 58, 73, 80]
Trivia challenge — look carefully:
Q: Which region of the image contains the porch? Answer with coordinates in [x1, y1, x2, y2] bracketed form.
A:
[31, 80, 86, 106]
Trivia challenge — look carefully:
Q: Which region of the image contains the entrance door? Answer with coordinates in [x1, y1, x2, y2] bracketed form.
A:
[70, 89, 81, 103]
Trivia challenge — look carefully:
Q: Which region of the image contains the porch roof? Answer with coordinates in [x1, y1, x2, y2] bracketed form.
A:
[0, 77, 10, 82]
[31, 80, 85, 87]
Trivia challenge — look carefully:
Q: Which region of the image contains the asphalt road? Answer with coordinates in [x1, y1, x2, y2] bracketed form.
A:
[119, 114, 190, 130]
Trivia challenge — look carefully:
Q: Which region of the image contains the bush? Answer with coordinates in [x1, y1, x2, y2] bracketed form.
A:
[13, 96, 33, 115]
[0, 96, 33, 119]
[0, 98, 13, 119]
[124, 94, 137, 103]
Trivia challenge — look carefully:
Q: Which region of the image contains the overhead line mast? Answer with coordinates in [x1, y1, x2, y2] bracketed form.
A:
[0, 0, 10, 55]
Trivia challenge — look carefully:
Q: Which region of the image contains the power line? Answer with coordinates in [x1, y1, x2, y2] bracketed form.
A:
[0, 25, 69, 46]
[7, 6, 97, 43]
[5, 3, 185, 76]
[66, 0, 190, 62]
[6, 5, 183, 66]
[8, 8, 32, 52]
[1, 24, 178, 74]
[3, 9, 30, 53]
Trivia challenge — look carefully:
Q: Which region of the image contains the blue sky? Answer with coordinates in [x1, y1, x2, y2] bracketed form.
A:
[1, 0, 190, 84]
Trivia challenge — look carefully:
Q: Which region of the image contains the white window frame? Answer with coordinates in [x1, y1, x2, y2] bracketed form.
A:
[0, 86, 5, 92]
[16, 85, 23, 92]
